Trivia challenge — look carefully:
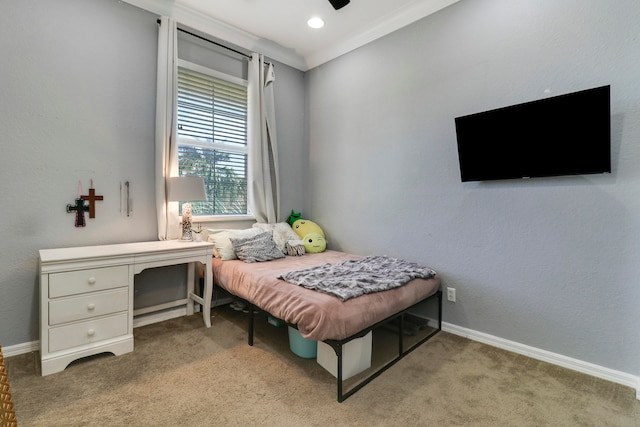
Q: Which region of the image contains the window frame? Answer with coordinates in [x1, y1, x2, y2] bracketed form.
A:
[176, 59, 254, 222]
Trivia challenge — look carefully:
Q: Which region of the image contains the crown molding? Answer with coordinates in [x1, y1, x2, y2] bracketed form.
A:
[122, 0, 459, 71]
[121, 0, 306, 70]
[305, 0, 460, 69]
[121, 0, 174, 17]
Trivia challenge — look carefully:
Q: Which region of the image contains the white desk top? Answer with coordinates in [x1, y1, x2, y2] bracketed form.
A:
[39, 240, 214, 263]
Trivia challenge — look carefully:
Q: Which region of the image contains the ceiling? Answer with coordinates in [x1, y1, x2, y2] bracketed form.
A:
[126, 0, 460, 70]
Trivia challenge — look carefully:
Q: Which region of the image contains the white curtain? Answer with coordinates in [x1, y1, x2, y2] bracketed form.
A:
[248, 53, 280, 224]
[154, 16, 180, 240]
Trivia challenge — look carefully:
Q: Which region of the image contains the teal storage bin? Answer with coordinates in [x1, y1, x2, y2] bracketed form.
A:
[288, 326, 317, 358]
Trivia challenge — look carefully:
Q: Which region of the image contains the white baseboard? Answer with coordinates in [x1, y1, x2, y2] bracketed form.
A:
[4, 318, 637, 400]
[1, 340, 39, 358]
[442, 322, 640, 400]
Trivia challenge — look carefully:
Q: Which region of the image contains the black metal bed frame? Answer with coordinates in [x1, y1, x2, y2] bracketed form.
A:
[244, 289, 442, 402]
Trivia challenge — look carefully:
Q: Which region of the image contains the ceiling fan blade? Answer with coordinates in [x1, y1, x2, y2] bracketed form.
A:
[328, 0, 350, 10]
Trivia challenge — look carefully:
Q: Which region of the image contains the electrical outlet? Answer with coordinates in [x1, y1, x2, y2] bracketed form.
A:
[447, 287, 456, 302]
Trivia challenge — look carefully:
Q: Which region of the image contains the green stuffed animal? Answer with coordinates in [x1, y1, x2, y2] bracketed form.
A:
[286, 210, 302, 226]
[303, 232, 326, 253]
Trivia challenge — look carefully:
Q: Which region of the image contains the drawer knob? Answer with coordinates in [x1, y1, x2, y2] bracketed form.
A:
[87, 329, 95, 337]
[87, 303, 96, 311]
[88, 277, 97, 285]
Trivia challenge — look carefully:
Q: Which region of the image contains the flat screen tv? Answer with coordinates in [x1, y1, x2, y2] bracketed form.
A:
[454, 85, 611, 182]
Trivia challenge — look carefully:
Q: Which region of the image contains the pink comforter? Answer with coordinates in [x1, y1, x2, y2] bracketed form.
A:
[213, 250, 441, 341]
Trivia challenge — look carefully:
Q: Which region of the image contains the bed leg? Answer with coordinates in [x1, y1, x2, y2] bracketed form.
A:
[438, 289, 443, 330]
[323, 340, 346, 402]
[248, 303, 254, 346]
[398, 314, 404, 357]
[336, 344, 344, 402]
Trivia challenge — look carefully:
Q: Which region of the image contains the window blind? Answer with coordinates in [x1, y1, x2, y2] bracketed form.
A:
[177, 65, 248, 216]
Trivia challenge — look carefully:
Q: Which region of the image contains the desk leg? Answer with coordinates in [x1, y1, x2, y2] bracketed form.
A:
[186, 263, 195, 316]
[201, 257, 213, 328]
[187, 260, 212, 328]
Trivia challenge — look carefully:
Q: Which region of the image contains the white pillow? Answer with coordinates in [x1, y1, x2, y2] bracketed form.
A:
[208, 228, 264, 260]
[252, 222, 300, 254]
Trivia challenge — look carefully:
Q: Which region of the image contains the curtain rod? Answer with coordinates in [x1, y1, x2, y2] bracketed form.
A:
[177, 26, 253, 60]
[157, 20, 272, 65]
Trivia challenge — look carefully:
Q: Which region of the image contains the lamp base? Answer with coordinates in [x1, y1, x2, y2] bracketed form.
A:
[180, 203, 193, 241]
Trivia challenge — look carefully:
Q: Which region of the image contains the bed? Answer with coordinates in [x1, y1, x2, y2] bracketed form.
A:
[211, 247, 442, 402]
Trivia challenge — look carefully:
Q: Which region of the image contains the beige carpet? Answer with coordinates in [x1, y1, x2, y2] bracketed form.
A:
[5, 307, 639, 426]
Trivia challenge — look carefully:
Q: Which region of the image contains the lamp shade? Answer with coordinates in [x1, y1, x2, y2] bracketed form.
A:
[166, 176, 207, 202]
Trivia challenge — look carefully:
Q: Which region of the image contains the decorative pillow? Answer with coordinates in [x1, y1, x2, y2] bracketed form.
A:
[302, 232, 326, 253]
[291, 219, 325, 238]
[208, 228, 263, 260]
[230, 231, 285, 263]
[252, 222, 300, 254]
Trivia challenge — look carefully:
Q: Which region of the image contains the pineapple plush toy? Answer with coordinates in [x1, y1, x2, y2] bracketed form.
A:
[291, 219, 326, 253]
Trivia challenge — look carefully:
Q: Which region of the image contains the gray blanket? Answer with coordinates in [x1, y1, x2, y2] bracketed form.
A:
[279, 256, 436, 301]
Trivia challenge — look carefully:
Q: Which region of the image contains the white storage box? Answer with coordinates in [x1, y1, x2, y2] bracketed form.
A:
[317, 331, 372, 380]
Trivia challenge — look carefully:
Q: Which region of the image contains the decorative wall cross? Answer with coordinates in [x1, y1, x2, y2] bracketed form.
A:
[66, 179, 104, 227]
[81, 187, 104, 219]
[66, 197, 90, 227]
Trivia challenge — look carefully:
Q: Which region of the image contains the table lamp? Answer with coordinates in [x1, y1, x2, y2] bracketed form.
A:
[167, 176, 207, 241]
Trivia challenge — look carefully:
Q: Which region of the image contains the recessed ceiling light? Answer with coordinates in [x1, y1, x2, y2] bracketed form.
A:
[307, 17, 325, 29]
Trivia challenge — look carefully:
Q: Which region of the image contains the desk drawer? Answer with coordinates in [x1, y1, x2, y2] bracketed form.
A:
[49, 288, 129, 326]
[49, 265, 129, 298]
[48, 312, 128, 353]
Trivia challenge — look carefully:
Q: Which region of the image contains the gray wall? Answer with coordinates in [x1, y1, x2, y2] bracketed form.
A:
[2, 0, 637, 384]
[0, 0, 306, 347]
[305, 0, 640, 377]
[1, 0, 158, 346]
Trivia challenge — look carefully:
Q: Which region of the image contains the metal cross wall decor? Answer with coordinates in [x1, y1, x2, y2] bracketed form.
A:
[66, 197, 90, 227]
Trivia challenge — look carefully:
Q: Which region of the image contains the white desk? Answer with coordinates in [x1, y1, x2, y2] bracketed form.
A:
[39, 240, 214, 376]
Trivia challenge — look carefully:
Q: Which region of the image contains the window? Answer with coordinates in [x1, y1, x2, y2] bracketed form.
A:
[176, 59, 249, 217]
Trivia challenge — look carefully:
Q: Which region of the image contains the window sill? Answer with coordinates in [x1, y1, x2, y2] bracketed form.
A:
[192, 215, 255, 223]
